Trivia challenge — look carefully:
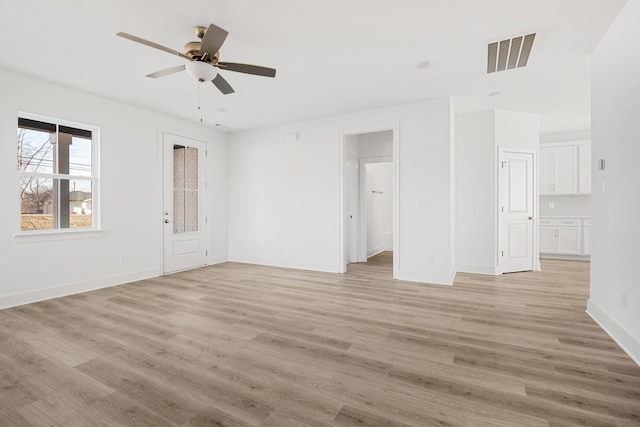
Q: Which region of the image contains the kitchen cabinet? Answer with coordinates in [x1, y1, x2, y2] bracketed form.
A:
[578, 144, 591, 194]
[539, 226, 557, 253]
[539, 218, 583, 256]
[583, 219, 592, 255]
[540, 145, 578, 194]
[539, 141, 590, 195]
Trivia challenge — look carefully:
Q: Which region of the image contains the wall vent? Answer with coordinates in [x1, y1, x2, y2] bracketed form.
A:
[487, 33, 535, 73]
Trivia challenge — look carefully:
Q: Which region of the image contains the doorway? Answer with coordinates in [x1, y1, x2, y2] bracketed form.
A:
[340, 127, 398, 276]
[162, 133, 208, 274]
[361, 159, 393, 260]
[498, 148, 537, 273]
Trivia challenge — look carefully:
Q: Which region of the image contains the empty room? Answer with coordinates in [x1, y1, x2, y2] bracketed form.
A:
[1, 1, 639, 426]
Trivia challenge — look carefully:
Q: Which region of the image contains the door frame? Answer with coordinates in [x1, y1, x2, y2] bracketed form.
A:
[497, 147, 540, 274]
[344, 154, 359, 264]
[160, 130, 210, 274]
[338, 122, 399, 277]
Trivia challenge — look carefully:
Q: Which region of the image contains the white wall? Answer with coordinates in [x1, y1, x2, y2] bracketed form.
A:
[494, 110, 540, 149]
[358, 130, 393, 158]
[456, 111, 496, 274]
[0, 69, 228, 308]
[366, 163, 393, 256]
[588, 0, 640, 365]
[540, 130, 591, 144]
[455, 109, 539, 275]
[229, 98, 456, 285]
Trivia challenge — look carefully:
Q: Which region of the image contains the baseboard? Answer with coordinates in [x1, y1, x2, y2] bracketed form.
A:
[209, 255, 228, 265]
[587, 299, 640, 366]
[394, 270, 455, 286]
[0, 268, 159, 311]
[540, 254, 590, 261]
[227, 255, 340, 274]
[456, 263, 499, 276]
[367, 246, 385, 258]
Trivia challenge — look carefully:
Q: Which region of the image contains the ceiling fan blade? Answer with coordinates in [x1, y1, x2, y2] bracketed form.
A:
[146, 65, 186, 78]
[217, 62, 276, 78]
[200, 24, 228, 57]
[116, 32, 190, 60]
[212, 74, 235, 95]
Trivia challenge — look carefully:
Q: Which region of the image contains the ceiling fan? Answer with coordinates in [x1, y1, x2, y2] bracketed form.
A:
[116, 24, 276, 95]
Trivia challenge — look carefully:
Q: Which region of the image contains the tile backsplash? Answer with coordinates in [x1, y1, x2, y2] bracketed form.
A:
[540, 195, 591, 217]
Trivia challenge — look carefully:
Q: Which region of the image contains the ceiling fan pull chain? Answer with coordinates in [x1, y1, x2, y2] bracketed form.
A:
[198, 80, 203, 123]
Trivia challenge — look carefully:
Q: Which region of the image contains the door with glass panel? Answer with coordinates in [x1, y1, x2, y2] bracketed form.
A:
[163, 133, 207, 273]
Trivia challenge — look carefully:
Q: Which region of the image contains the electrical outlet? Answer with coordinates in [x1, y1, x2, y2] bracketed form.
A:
[549, 202, 555, 210]
[426, 253, 434, 262]
[120, 254, 128, 264]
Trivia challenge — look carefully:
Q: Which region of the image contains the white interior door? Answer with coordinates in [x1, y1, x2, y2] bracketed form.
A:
[499, 150, 535, 273]
[163, 133, 207, 274]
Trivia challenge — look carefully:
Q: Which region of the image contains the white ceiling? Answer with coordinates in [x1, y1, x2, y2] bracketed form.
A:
[0, 0, 627, 133]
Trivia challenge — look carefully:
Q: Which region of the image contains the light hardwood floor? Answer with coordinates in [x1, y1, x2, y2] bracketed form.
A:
[1, 254, 638, 426]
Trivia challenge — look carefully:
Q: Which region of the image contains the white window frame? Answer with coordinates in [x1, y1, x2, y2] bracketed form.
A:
[15, 112, 101, 243]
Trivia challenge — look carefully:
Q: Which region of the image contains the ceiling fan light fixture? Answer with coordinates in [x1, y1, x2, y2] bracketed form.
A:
[185, 61, 218, 82]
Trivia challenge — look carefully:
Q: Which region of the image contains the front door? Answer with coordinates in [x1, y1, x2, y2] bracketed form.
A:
[499, 150, 535, 273]
[163, 133, 207, 274]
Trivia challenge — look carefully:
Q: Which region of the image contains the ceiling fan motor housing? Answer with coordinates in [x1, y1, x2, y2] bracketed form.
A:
[184, 41, 201, 59]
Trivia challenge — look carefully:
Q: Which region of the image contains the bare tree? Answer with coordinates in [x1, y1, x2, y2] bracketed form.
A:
[21, 178, 53, 214]
[18, 128, 54, 212]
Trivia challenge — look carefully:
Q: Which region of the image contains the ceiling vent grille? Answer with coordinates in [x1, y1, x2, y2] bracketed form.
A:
[487, 33, 535, 73]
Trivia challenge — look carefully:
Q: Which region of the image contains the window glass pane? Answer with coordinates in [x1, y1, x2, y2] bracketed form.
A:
[173, 146, 185, 188]
[185, 147, 198, 190]
[17, 128, 55, 174]
[20, 176, 54, 230]
[185, 190, 198, 232]
[68, 180, 92, 228]
[173, 189, 185, 234]
[69, 136, 92, 177]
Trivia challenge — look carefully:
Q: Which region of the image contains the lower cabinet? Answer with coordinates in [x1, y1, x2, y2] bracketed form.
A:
[583, 219, 592, 255]
[540, 218, 588, 258]
[540, 227, 558, 253]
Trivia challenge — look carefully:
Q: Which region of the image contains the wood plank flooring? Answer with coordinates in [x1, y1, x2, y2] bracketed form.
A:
[1, 254, 639, 426]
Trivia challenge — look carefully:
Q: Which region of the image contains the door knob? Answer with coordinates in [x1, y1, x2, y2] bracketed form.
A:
[528, 216, 534, 220]
[164, 219, 170, 223]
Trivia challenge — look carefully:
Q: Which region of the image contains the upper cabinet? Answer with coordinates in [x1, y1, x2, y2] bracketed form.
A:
[539, 141, 590, 195]
[578, 144, 591, 194]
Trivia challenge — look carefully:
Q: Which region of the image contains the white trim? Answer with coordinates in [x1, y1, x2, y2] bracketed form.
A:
[540, 140, 590, 148]
[392, 125, 400, 279]
[456, 264, 500, 276]
[337, 130, 346, 272]
[0, 268, 159, 311]
[338, 122, 400, 276]
[540, 254, 590, 261]
[209, 255, 228, 265]
[395, 270, 456, 286]
[228, 255, 340, 274]
[15, 228, 103, 243]
[587, 300, 640, 366]
[367, 246, 385, 258]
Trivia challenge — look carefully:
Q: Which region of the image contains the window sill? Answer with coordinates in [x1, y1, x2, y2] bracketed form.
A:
[14, 228, 103, 244]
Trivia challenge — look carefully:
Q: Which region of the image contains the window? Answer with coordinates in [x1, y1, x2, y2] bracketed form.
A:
[173, 144, 199, 234]
[17, 115, 99, 232]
